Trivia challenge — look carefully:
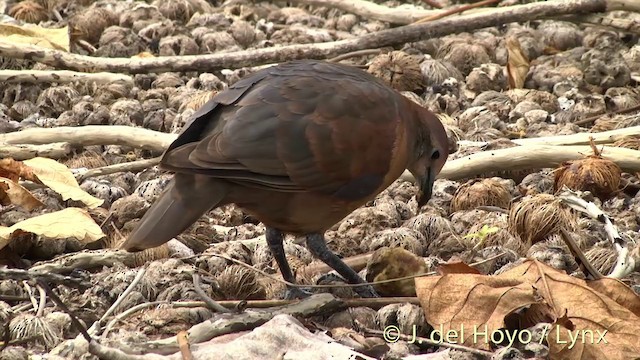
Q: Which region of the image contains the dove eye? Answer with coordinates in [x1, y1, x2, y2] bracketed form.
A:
[431, 150, 440, 160]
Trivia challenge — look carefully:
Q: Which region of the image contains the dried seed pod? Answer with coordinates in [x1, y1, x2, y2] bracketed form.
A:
[215, 265, 266, 300]
[229, 20, 256, 48]
[604, 87, 640, 112]
[437, 40, 492, 76]
[0, 302, 13, 339]
[367, 51, 422, 92]
[268, 7, 320, 26]
[69, 7, 119, 45]
[152, 0, 213, 23]
[7, 100, 37, 121]
[36, 86, 79, 118]
[506, 88, 558, 113]
[365, 247, 427, 296]
[529, 65, 583, 92]
[197, 31, 239, 53]
[119, 3, 165, 28]
[508, 194, 574, 245]
[187, 13, 230, 30]
[336, 205, 402, 240]
[159, 35, 199, 56]
[509, 101, 541, 121]
[538, 21, 582, 51]
[110, 194, 150, 228]
[613, 135, 640, 150]
[583, 28, 623, 51]
[94, 80, 132, 104]
[402, 213, 451, 243]
[9, 1, 49, 23]
[584, 244, 617, 275]
[471, 91, 512, 120]
[466, 63, 507, 93]
[451, 178, 512, 212]
[80, 179, 128, 208]
[137, 19, 175, 43]
[9, 313, 61, 350]
[419, 58, 463, 87]
[0, 345, 27, 360]
[456, 106, 504, 133]
[361, 228, 425, 256]
[325, 307, 377, 329]
[582, 50, 631, 89]
[378, 303, 429, 336]
[336, 14, 358, 32]
[109, 99, 144, 126]
[465, 127, 504, 142]
[553, 144, 621, 201]
[527, 235, 579, 273]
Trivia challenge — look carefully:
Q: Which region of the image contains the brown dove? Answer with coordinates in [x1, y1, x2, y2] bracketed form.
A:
[120, 60, 449, 299]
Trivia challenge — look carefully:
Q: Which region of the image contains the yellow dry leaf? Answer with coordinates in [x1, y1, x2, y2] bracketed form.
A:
[0, 207, 105, 251]
[23, 157, 103, 208]
[506, 36, 529, 90]
[0, 177, 43, 211]
[0, 23, 69, 51]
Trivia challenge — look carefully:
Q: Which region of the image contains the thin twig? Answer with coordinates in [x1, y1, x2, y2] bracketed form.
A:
[413, 0, 500, 24]
[559, 228, 603, 280]
[36, 280, 92, 343]
[35, 284, 47, 317]
[204, 252, 506, 289]
[573, 103, 640, 126]
[328, 48, 384, 63]
[93, 266, 147, 337]
[191, 273, 231, 313]
[75, 157, 162, 182]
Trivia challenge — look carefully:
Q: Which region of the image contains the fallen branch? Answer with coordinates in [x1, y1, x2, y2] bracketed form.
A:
[407, 144, 640, 181]
[0, 126, 174, 154]
[136, 293, 344, 355]
[30, 249, 139, 273]
[0, 70, 133, 85]
[75, 157, 162, 182]
[0, 142, 72, 160]
[0, 0, 611, 73]
[5, 123, 640, 159]
[0, 267, 90, 287]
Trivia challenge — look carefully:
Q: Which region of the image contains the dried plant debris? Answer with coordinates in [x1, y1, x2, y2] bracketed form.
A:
[554, 140, 622, 200]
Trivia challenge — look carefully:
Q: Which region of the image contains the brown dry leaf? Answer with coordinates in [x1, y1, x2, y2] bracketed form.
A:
[415, 260, 640, 357]
[415, 269, 538, 349]
[0, 207, 105, 250]
[0, 23, 69, 51]
[587, 278, 640, 318]
[0, 177, 43, 211]
[436, 261, 481, 275]
[23, 157, 103, 208]
[499, 261, 640, 359]
[506, 36, 529, 89]
[0, 158, 36, 182]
